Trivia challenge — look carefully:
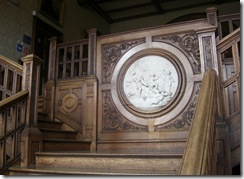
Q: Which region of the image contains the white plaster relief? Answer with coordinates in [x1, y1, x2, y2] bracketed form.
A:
[124, 55, 178, 109]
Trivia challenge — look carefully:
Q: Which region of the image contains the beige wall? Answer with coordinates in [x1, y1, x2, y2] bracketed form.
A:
[0, 0, 38, 62]
[62, 0, 110, 42]
[0, 0, 239, 61]
[0, 0, 110, 62]
[110, 2, 240, 33]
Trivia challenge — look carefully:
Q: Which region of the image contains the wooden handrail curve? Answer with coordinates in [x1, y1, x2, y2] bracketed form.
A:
[0, 55, 23, 73]
[0, 90, 28, 111]
[179, 69, 220, 175]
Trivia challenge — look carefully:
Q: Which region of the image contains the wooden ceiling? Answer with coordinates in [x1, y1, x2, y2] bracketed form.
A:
[77, 0, 239, 24]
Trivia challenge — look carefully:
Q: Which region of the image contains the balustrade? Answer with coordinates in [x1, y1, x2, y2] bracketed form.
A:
[0, 55, 23, 101]
[217, 14, 240, 40]
[0, 90, 28, 173]
[56, 39, 89, 79]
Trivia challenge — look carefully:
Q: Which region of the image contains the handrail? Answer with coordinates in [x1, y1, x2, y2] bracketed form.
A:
[216, 27, 240, 49]
[0, 55, 23, 73]
[0, 90, 29, 174]
[0, 55, 23, 100]
[179, 69, 220, 175]
[55, 110, 83, 135]
[0, 90, 28, 110]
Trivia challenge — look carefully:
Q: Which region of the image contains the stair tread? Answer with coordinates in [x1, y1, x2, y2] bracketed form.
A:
[38, 119, 63, 124]
[43, 139, 91, 143]
[9, 166, 178, 175]
[35, 151, 183, 158]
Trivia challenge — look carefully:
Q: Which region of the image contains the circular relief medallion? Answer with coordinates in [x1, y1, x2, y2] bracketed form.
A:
[62, 93, 78, 113]
[123, 55, 179, 111]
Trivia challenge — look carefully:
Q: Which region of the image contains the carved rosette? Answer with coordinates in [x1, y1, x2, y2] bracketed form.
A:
[102, 38, 145, 83]
[61, 93, 79, 113]
[156, 82, 201, 130]
[152, 33, 201, 74]
[102, 90, 147, 132]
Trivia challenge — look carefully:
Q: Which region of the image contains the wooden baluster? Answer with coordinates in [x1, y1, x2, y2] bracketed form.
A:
[20, 54, 43, 167]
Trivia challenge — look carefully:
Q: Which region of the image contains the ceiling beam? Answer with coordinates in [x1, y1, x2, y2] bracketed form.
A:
[77, 0, 113, 24]
[113, 11, 161, 23]
[215, 0, 224, 4]
[105, 3, 152, 13]
[151, 0, 164, 14]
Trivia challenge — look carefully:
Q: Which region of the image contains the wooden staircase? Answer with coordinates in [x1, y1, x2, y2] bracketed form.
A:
[8, 112, 183, 175]
[38, 112, 91, 152]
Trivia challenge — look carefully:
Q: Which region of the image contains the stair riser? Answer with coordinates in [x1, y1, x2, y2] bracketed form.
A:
[38, 122, 63, 130]
[41, 132, 77, 140]
[43, 142, 90, 151]
[36, 156, 181, 171]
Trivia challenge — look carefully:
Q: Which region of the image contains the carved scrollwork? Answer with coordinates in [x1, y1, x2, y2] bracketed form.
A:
[102, 91, 147, 132]
[102, 39, 145, 83]
[24, 63, 31, 90]
[152, 33, 201, 73]
[157, 82, 201, 130]
[202, 36, 213, 70]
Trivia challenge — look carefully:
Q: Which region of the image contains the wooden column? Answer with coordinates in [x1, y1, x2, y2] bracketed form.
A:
[20, 54, 43, 166]
[87, 29, 97, 75]
[197, 8, 218, 73]
[43, 37, 57, 121]
[48, 37, 57, 81]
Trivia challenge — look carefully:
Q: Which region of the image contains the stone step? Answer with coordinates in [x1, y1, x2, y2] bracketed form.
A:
[9, 166, 178, 175]
[43, 139, 91, 152]
[39, 128, 77, 140]
[38, 119, 63, 130]
[35, 151, 182, 172]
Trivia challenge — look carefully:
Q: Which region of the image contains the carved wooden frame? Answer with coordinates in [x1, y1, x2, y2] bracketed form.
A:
[110, 41, 195, 126]
[117, 48, 185, 118]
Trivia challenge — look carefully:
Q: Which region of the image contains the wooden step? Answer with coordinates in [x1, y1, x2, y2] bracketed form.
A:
[38, 119, 63, 130]
[35, 151, 182, 172]
[43, 139, 91, 152]
[39, 128, 77, 140]
[9, 165, 178, 175]
[38, 112, 49, 121]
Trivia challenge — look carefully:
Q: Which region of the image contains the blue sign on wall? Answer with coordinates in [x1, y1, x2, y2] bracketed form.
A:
[17, 41, 23, 53]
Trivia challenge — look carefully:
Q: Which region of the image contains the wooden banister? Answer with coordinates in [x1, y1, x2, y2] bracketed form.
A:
[179, 69, 220, 175]
[0, 90, 28, 110]
[0, 55, 23, 100]
[0, 55, 23, 72]
[0, 90, 28, 173]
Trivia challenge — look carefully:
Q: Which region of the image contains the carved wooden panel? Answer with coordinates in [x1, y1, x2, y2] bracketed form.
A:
[55, 79, 84, 126]
[152, 32, 201, 74]
[55, 77, 97, 140]
[102, 90, 147, 132]
[102, 38, 145, 83]
[156, 82, 201, 130]
[96, 20, 217, 149]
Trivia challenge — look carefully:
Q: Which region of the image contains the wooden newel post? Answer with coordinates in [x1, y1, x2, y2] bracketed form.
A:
[87, 29, 97, 76]
[20, 54, 43, 166]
